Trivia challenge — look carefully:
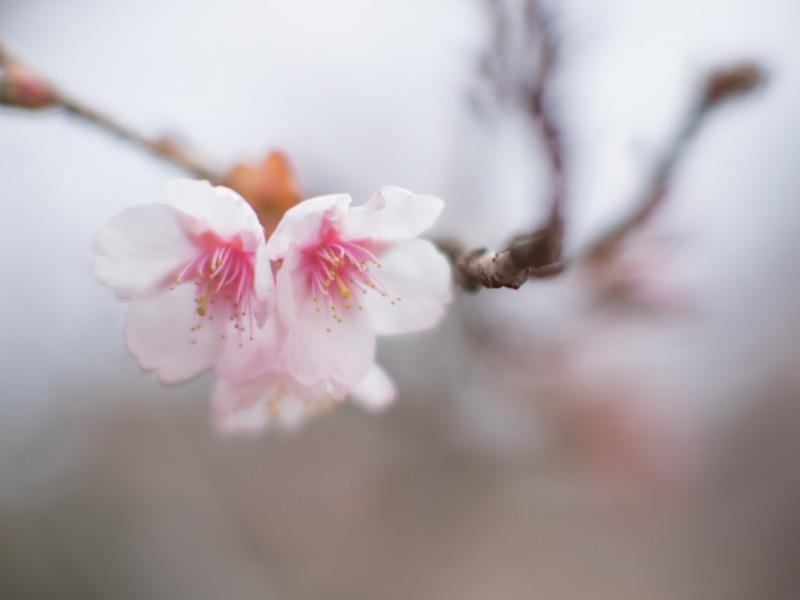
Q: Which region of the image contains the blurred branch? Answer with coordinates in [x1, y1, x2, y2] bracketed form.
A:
[0, 42, 220, 181]
[523, 0, 565, 241]
[448, 62, 765, 291]
[586, 63, 765, 262]
[453, 0, 565, 290]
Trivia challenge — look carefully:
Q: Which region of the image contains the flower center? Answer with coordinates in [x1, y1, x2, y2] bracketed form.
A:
[171, 240, 256, 346]
[307, 238, 400, 331]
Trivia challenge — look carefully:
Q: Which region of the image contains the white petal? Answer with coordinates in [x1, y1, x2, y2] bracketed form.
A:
[282, 374, 349, 404]
[274, 246, 307, 334]
[339, 187, 444, 242]
[93, 203, 198, 299]
[212, 377, 271, 434]
[349, 364, 396, 411]
[281, 292, 376, 389]
[166, 179, 264, 251]
[252, 244, 275, 328]
[125, 283, 225, 384]
[214, 315, 286, 384]
[275, 395, 308, 430]
[212, 375, 307, 434]
[364, 239, 452, 335]
[266, 193, 351, 259]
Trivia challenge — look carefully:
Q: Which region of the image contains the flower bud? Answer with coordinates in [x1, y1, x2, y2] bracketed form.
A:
[0, 64, 60, 110]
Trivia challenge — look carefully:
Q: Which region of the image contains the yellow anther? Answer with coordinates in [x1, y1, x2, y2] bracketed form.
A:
[334, 274, 351, 299]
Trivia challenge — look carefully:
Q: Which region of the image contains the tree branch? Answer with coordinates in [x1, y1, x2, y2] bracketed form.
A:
[457, 0, 566, 291]
[0, 42, 221, 181]
[451, 62, 765, 292]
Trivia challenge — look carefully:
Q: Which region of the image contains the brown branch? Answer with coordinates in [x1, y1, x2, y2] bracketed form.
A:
[585, 62, 765, 262]
[524, 0, 565, 235]
[450, 62, 765, 292]
[0, 42, 221, 181]
[452, 0, 566, 292]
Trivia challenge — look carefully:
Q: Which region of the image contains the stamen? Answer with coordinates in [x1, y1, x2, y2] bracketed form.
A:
[334, 274, 351, 299]
[307, 238, 397, 332]
[176, 238, 257, 347]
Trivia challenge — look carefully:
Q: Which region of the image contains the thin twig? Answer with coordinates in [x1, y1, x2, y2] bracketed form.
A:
[524, 0, 565, 234]
[60, 94, 220, 181]
[455, 0, 565, 291]
[0, 42, 221, 181]
[585, 62, 765, 261]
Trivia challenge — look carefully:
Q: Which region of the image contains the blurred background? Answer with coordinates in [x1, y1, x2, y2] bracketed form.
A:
[2, 0, 800, 598]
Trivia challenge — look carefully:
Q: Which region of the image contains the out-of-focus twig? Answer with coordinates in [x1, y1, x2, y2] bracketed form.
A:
[586, 63, 765, 262]
[450, 61, 765, 291]
[0, 42, 220, 181]
[523, 0, 565, 240]
[454, 0, 565, 291]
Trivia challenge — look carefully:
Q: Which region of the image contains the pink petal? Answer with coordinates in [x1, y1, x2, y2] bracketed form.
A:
[364, 239, 452, 335]
[266, 194, 351, 260]
[93, 203, 198, 299]
[166, 180, 265, 251]
[212, 375, 307, 434]
[282, 375, 349, 405]
[212, 377, 271, 434]
[350, 364, 396, 411]
[339, 186, 444, 242]
[214, 315, 286, 384]
[281, 291, 376, 389]
[274, 246, 309, 335]
[277, 396, 308, 429]
[252, 244, 275, 328]
[125, 283, 226, 384]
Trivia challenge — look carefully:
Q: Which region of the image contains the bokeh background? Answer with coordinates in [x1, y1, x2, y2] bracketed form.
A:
[2, 0, 800, 598]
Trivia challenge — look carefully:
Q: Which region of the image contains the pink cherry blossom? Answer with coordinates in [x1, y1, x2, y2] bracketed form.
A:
[266, 186, 452, 394]
[93, 180, 278, 384]
[212, 362, 397, 434]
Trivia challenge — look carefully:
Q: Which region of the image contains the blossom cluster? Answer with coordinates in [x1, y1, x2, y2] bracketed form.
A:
[93, 180, 451, 432]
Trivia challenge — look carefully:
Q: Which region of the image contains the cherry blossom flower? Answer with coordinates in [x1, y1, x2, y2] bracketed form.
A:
[93, 180, 278, 384]
[267, 186, 452, 395]
[212, 362, 396, 434]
